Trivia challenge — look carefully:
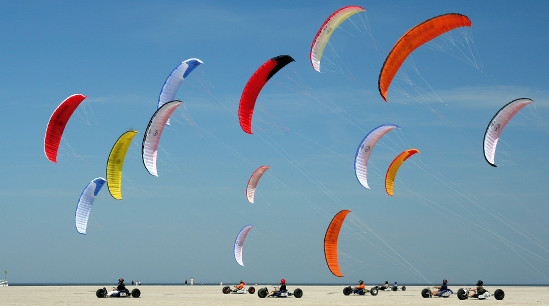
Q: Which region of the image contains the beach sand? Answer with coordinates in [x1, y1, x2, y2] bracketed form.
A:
[1, 285, 547, 305]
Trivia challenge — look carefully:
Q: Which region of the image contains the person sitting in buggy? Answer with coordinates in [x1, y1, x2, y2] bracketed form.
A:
[379, 281, 389, 290]
[353, 280, 366, 294]
[432, 279, 451, 297]
[233, 280, 245, 292]
[469, 280, 486, 297]
[111, 278, 129, 297]
[269, 279, 287, 297]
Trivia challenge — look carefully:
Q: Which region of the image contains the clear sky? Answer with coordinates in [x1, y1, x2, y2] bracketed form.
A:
[1, 1, 548, 285]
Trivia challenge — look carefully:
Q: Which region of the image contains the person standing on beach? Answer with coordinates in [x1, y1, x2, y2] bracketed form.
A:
[185, 279, 188, 285]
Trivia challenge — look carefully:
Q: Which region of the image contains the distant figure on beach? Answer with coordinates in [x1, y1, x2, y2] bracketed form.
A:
[185, 279, 188, 285]
[269, 279, 287, 296]
[138, 280, 142, 286]
[131, 280, 134, 285]
[190, 278, 194, 286]
[352, 280, 366, 294]
[468, 280, 486, 297]
[432, 279, 449, 296]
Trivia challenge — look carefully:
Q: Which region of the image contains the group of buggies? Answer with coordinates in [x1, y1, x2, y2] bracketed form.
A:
[95, 278, 505, 301]
[421, 280, 505, 300]
[342, 280, 406, 296]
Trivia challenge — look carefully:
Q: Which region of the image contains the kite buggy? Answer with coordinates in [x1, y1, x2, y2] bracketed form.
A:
[222, 280, 255, 294]
[96, 278, 140, 298]
[457, 280, 504, 300]
[257, 279, 302, 298]
[96, 287, 141, 298]
[342, 280, 378, 296]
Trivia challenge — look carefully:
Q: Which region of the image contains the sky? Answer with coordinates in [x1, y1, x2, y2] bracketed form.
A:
[1, 0, 549, 286]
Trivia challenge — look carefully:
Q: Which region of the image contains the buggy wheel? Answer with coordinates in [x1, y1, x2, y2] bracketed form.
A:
[343, 286, 352, 295]
[293, 288, 303, 298]
[248, 286, 255, 294]
[131, 288, 141, 298]
[402, 286, 406, 291]
[421, 288, 432, 298]
[258, 288, 268, 298]
[222, 286, 231, 294]
[457, 288, 468, 300]
[494, 289, 505, 300]
[370, 287, 378, 296]
[392, 286, 397, 291]
[96, 288, 107, 298]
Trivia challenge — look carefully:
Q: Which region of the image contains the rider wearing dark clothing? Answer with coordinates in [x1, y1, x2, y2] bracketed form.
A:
[440, 280, 448, 291]
[116, 278, 128, 293]
[379, 281, 389, 290]
[470, 280, 486, 297]
[269, 279, 287, 296]
[432, 279, 449, 296]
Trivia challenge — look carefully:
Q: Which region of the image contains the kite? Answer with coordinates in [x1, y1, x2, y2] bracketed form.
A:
[310, 6, 366, 72]
[107, 130, 138, 200]
[378, 13, 471, 102]
[44, 94, 87, 162]
[234, 224, 254, 266]
[246, 166, 270, 203]
[324, 210, 351, 277]
[483, 98, 534, 167]
[142, 100, 183, 176]
[75, 177, 107, 235]
[238, 55, 295, 134]
[385, 149, 420, 196]
[355, 124, 399, 189]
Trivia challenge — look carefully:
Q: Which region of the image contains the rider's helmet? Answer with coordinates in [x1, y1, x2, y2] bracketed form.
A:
[280, 279, 286, 284]
[118, 278, 124, 284]
[443, 279, 448, 284]
[240, 280, 243, 283]
[477, 280, 483, 286]
[359, 280, 364, 284]
[385, 281, 388, 284]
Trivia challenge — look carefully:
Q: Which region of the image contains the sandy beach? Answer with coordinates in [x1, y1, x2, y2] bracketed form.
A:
[1, 285, 547, 305]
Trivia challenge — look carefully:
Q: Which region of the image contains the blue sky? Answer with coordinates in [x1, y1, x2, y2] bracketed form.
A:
[1, 1, 549, 285]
